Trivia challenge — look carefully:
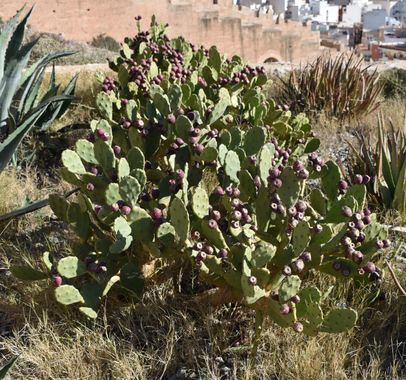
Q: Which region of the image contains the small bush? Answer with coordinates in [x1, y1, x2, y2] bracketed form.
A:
[90, 34, 120, 52]
[380, 68, 406, 100]
[276, 53, 383, 120]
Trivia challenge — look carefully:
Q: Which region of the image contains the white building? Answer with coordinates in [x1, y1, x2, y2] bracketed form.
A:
[342, 3, 363, 25]
[362, 8, 387, 29]
[310, 0, 340, 23]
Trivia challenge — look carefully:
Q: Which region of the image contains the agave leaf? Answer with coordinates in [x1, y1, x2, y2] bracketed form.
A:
[39, 74, 78, 131]
[0, 38, 39, 132]
[0, 356, 18, 379]
[0, 94, 71, 171]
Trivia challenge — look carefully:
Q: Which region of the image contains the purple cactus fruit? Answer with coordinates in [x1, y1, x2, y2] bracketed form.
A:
[271, 203, 278, 211]
[96, 127, 105, 137]
[175, 169, 185, 181]
[121, 98, 129, 106]
[354, 220, 365, 230]
[300, 251, 312, 262]
[349, 228, 360, 240]
[312, 224, 323, 234]
[230, 220, 240, 229]
[231, 198, 240, 208]
[175, 137, 185, 146]
[341, 206, 353, 217]
[358, 268, 365, 275]
[282, 265, 292, 276]
[248, 276, 257, 286]
[376, 240, 384, 249]
[280, 304, 290, 315]
[214, 186, 225, 196]
[292, 259, 305, 273]
[295, 201, 307, 213]
[87, 133, 96, 142]
[53, 275, 62, 287]
[293, 322, 303, 333]
[167, 113, 177, 125]
[288, 207, 297, 217]
[358, 232, 366, 243]
[293, 160, 304, 172]
[314, 165, 322, 172]
[122, 120, 131, 129]
[363, 208, 372, 217]
[94, 204, 102, 214]
[271, 291, 280, 301]
[352, 251, 363, 264]
[272, 178, 283, 189]
[342, 236, 353, 246]
[195, 242, 204, 251]
[197, 252, 207, 261]
[208, 219, 218, 229]
[194, 143, 204, 155]
[232, 187, 241, 198]
[296, 212, 305, 221]
[241, 208, 249, 217]
[382, 239, 391, 248]
[363, 262, 376, 273]
[353, 174, 363, 184]
[211, 210, 221, 221]
[268, 168, 281, 179]
[333, 261, 342, 271]
[348, 222, 356, 229]
[111, 203, 120, 212]
[86, 183, 95, 191]
[362, 215, 372, 225]
[218, 249, 228, 259]
[203, 245, 214, 255]
[191, 230, 201, 241]
[121, 206, 132, 216]
[232, 210, 242, 221]
[113, 145, 121, 156]
[244, 215, 252, 224]
[362, 175, 371, 184]
[150, 208, 163, 221]
[291, 295, 301, 304]
[97, 264, 107, 273]
[134, 119, 145, 129]
[298, 169, 309, 179]
[338, 180, 349, 191]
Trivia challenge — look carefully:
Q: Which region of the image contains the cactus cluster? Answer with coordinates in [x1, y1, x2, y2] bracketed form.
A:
[12, 18, 390, 337]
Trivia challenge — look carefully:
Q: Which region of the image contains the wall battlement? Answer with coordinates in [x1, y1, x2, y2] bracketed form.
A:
[0, 0, 321, 63]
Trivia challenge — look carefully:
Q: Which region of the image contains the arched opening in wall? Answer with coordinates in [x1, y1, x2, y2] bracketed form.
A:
[264, 57, 279, 63]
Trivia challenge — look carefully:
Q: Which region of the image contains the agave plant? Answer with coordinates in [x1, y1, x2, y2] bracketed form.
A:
[0, 356, 17, 380]
[276, 53, 383, 120]
[348, 112, 406, 214]
[0, 7, 77, 220]
[0, 6, 77, 172]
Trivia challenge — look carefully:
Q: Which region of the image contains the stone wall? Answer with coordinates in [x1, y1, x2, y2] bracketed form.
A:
[0, 0, 321, 63]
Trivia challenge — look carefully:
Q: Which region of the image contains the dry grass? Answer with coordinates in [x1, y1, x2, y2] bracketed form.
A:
[0, 266, 404, 379]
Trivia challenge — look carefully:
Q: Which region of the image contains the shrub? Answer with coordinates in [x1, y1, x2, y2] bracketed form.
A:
[380, 68, 406, 100]
[12, 18, 390, 341]
[276, 53, 383, 120]
[91, 34, 120, 52]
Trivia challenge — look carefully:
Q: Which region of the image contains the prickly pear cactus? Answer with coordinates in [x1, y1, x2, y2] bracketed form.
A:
[14, 18, 390, 340]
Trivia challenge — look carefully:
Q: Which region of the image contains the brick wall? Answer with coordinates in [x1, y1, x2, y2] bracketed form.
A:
[0, 0, 321, 63]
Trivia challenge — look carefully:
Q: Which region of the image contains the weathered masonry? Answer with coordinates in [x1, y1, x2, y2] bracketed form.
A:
[1, 0, 321, 63]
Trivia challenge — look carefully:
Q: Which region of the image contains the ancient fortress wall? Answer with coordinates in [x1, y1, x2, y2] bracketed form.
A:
[0, 0, 321, 63]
